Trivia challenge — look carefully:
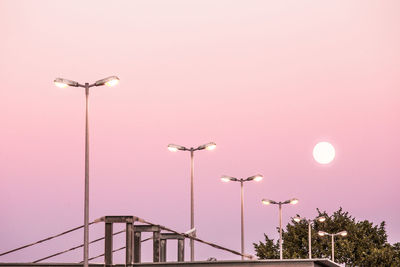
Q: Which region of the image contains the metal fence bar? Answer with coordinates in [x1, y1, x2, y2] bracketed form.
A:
[81, 237, 153, 263]
[138, 218, 254, 260]
[33, 230, 126, 263]
[0, 221, 97, 257]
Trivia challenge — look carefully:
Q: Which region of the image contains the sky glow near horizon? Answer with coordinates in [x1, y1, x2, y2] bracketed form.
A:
[0, 0, 399, 263]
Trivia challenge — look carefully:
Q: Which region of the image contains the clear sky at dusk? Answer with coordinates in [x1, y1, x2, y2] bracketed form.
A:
[1, 0, 399, 263]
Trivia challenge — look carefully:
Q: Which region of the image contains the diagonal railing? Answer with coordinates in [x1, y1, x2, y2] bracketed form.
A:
[0, 215, 253, 264]
[0, 221, 97, 257]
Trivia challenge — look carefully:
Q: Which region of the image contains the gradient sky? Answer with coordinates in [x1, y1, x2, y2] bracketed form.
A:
[1, 0, 399, 263]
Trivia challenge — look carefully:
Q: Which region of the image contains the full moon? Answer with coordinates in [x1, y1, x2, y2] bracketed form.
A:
[313, 142, 335, 164]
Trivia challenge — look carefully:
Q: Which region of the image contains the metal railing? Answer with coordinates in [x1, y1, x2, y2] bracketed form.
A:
[0, 214, 252, 265]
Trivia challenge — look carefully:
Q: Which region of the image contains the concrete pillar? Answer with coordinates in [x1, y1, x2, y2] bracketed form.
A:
[153, 230, 161, 262]
[160, 239, 167, 262]
[133, 231, 142, 263]
[104, 222, 113, 267]
[126, 222, 133, 266]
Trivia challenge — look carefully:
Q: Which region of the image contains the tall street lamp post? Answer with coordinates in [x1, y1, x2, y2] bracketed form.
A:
[261, 198, 299, 260]
[220, 174, 263, 260]
[54, 76, 119, 267]
[318, 230, 348, 262]
[293, 216, 326, 259]
[168, 142, 216, 261]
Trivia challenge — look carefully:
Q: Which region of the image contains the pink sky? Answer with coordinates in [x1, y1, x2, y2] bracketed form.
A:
[1, 0, 399, 263]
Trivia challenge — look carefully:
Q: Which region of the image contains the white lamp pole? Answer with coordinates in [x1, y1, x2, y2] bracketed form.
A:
[261, 198, 299, 259]
[318, 230, 348, 262]
[54, 76, 119, 267]
[293, 216, 326, 259]
[221, 174, 263, 259]
[168, 142, 216, 261]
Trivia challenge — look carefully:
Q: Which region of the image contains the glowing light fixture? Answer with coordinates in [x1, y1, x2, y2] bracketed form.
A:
[205, 142, 217, 150]
[250, 175, 263, 182]
[294, 217, 301, 223]
[261, 199, 272, 205]
[54, 77, 79, 88]
[54, 81, 68, 88]
[318, 231, 326, 236]
[94, 76, 120, 87]
[339, 231, 348, 236]
[168, 144, 186, 152]
[221, 176, 231, 182]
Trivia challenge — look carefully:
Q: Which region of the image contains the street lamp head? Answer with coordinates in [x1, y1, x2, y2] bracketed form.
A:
[248, 174, 263, 182]
[293, 216, 302, 223]
[221, 176, 236, 182]
[167, 144, 186, 152]
[197, 142, 216, 151]
[221, 176, 231, 183]
[262, 199, 273, 205]
[317, 216, 326, 222]
[168, 146, 178, 152]
[339, 231, 348, 236]
[54, 77, 79, 88]
[290, 198, 299, 205]
[318, 231, 327, 236]
[95, 76, 120, 87]
[205, 142, 216, 150]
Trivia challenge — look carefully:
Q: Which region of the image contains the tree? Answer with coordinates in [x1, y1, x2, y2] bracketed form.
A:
[254, 208, 400, 266]
[254, 234, 279, 259]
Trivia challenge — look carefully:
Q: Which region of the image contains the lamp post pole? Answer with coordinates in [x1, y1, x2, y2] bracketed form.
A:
[221, 174, 263, 260]
[240, 181, 244, 259]
[279, 203, 282, 260]
[261, 198, 299, 260]
[54, 76, 119, 267]
[293, 216, 325, 259]
[84, 84, 90, 267]
[308, 222, 312, 259]
[190, 149, 194, 261]
[318, 230, 347, 263]
[168, 142, 216, 261]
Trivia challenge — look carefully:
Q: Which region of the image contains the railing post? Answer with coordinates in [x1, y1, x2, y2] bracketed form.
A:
[153, 228, 161, 262]
[105, 222, 113, 267]
[178, 238, 185, 262]
[126, 222, 133, 266]
[160, 239, 167, 262]
[133, 231, 141, 263]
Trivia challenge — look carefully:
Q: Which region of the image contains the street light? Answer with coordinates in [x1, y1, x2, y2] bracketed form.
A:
[54, 76, 119, 267]
[293, 216, 325, 259]
[167, 142, 216, 261]
[318, 230, 347, 262]
[261, 198, 298, 260]
[220, 174, 263, 260]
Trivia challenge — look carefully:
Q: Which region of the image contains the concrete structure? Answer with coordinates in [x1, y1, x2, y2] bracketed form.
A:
[0, 215, 341, 267]
[1, 259, 340, 267]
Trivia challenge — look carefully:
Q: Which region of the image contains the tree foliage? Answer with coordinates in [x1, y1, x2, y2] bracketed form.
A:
[254, 208, 400, 266]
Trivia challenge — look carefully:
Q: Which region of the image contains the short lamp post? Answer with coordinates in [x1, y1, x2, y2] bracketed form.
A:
[54, 76, 119, 267]
[220, 174, 263, 260]
[167, 142, 216, 261]
[318, 230, 348, 262]
[261, 198, 299, 260]
[293, 216, 325, 259]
